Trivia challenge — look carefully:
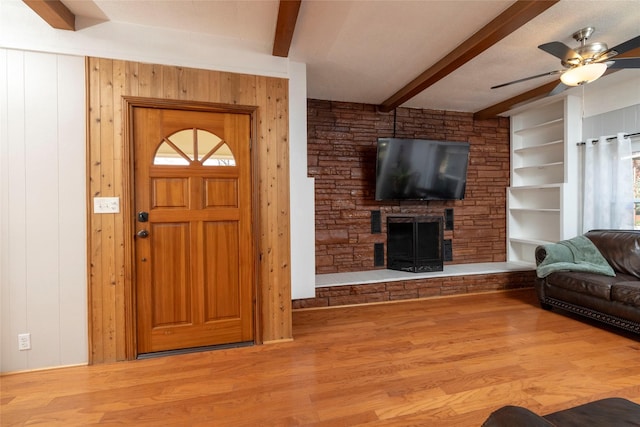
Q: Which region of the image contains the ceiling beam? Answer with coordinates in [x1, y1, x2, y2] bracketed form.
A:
[23, 0, 75, 31]
[473, 80, 560, 120]
[377, 0, 559, 113]
[272, 0, 302, 57]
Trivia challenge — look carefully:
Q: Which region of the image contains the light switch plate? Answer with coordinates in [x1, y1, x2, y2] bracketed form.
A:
[94, 197, 120, 214]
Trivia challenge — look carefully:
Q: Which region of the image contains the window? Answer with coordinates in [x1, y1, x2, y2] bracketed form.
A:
[153, 128, 236, 166]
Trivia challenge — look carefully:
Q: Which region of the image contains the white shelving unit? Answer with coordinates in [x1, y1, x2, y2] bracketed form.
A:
[507, 95, 581, 265]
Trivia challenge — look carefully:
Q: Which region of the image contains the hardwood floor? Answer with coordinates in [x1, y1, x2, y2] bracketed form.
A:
[2, 289, 640, 426]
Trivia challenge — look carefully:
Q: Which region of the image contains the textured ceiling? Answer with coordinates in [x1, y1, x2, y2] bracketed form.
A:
[62, 0, 640, 113]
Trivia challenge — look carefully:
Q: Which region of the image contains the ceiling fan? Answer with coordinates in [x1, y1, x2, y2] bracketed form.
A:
[492, 27, 640, 93]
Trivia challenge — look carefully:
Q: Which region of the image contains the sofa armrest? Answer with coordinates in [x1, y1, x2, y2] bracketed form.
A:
[533, 245, 550, 304]
[482, 406, 555, 427]
[535, 246, 547, 266]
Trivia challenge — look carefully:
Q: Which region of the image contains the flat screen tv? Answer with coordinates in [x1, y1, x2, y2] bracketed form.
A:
[375, 138, 470, 201]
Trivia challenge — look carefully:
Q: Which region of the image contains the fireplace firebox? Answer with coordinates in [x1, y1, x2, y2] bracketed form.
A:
[387, 216, 444, 273]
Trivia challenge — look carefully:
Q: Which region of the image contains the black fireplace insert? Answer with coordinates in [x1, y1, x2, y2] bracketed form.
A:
[387, 216, 444, 273]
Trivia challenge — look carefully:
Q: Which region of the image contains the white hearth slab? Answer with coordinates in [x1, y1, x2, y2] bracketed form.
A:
[316, 262, 534, 288]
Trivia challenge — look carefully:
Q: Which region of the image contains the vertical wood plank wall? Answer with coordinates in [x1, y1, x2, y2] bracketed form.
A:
[1, 49, 87, 372]
[86, 58, 292, 364]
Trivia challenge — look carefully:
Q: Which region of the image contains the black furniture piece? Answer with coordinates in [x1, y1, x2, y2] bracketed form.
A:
[482, 397, 640, 426]
[534, 229, 640, 334]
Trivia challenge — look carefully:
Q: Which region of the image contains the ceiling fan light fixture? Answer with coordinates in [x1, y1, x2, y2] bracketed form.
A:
[560, 63, 607, 86]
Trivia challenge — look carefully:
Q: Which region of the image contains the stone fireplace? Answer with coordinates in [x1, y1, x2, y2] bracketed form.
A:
[387, 216, 444, 273]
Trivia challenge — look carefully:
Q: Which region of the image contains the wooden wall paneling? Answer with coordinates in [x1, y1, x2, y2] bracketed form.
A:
[207, 72, 221, 102]
[254, 77, 269, 343]
[178, 67, 208, 103]
[256, 76, 292, 342]
[125, 62, 138, 97]
[98, 57, 117, 362]
[135, 63, 163, 99]
[275, 78, 292, 340]
[135, 63, 152, 98]
[122, 61, 137, 358]
[161, 65, 180, 100]
[220, 72, 255, 106]
[87, 58, 103, 363]
[111, 59, 127, 361]
[149, 64, 164, 99]
[87, 59, 292, 363]
[219, 72, 235, 105]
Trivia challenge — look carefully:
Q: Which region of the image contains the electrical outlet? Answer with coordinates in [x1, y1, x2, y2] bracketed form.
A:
[18, 333, 31, 351]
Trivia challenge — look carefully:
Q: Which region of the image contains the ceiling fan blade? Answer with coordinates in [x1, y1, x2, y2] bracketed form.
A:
[607, 57, 640, 69]
[610, 35, 640, 56]
[594, 50, 619, 62]
[491, 70, 563, 89]
[538, 41, 582, 63]
[596, 35, 640, 62]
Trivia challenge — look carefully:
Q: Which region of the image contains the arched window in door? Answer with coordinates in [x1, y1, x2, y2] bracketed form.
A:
[153, 128, 236, 166]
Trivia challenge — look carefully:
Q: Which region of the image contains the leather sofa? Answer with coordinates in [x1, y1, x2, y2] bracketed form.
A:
[534, 229, 640, 334]
[482, 397, 640, 426]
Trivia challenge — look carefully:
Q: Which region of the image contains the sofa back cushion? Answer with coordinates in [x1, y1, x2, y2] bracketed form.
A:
[585, 230, 640, 279]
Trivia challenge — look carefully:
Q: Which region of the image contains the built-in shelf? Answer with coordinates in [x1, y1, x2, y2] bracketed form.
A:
[513, 140, 563, 153]
[510, 183, 561, 190]
[513, 118, 563, 135]
[509, 208, 560, 213]
[508, 237, 554, 246]
[513, 161, 563, 172]
[507, 96, 580, 264]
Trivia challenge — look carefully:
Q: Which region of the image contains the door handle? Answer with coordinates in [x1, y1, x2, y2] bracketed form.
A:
[137, 230, 149, 238]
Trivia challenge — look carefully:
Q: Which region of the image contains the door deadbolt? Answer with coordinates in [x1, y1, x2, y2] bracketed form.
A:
[137, 211, 149, 222]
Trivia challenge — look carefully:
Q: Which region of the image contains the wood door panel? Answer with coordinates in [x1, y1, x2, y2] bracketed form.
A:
[161, 109, 227, 137]
[204, 179, 238, 208]
[149, 210, 241, 222]
[147, 322, 243, 351]
[150, 222, 191, 327]
[151, 178, 190, 208]
[203, 221, 240, 321]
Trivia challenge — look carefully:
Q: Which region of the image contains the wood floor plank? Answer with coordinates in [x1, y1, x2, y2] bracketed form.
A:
[2, 289, 640, 426]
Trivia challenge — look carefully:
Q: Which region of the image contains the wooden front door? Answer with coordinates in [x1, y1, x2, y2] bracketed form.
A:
[133, 107, 254, 355]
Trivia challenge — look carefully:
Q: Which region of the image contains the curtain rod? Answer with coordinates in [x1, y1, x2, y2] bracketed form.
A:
[576, 132, 640, 146]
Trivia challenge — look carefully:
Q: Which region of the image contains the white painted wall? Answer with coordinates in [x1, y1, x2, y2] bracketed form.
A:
[1, 49, 87, 373]
[288, 62, 316, 299]
[580, 70, 640, 120]
[0, 1, 315, 373]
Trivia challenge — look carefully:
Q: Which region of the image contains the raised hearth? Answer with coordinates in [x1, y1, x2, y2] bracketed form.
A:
[292, 262, 536, 309]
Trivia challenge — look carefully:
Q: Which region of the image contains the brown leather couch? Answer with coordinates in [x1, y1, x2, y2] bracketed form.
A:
[482, 397, 640, 426]
[535, 229, 640, 334]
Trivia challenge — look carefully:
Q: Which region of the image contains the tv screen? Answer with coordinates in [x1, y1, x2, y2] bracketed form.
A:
[375, 138, 470, 201]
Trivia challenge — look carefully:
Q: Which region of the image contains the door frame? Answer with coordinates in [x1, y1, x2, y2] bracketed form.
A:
[122, 96, 260, 360]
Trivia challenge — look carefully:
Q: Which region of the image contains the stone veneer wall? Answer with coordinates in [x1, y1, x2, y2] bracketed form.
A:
[292, 271, 536, 309]
[307, 99, 511, 275]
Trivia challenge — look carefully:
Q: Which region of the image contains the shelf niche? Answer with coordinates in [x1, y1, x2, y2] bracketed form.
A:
[506, 95, 581, 265]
